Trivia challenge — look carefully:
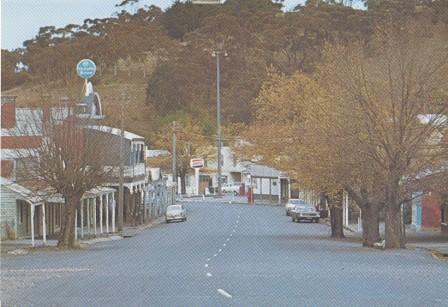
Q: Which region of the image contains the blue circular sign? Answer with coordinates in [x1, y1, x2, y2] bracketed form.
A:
[76, 59, 96, 79]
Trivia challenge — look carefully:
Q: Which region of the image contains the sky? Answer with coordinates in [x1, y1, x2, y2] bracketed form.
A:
[1, 0, 307, 50]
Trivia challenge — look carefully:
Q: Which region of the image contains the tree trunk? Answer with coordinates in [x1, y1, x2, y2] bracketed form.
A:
[361, 204, 381, 247]
[330, 205, 344, 239]
[58, 197, 78, 248]
[318, 192, 328, 218]
[385, 204, 405, 248]
[180, 175, 186, 195]
[131, 193, 137, 226]
[385, 177, 406, 249]
[133, 193, 141, 226]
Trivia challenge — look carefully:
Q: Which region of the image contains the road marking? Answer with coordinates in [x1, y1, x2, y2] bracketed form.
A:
[233, 229, 236, 233]
[206, 272, 213, 277]
[205, 264, 209, 268]
[230, 233, 233, 237]
[223, 243, 226, 247]
[206, 258, 211, 262]
[214, 254, 218, 257]
[226, 238, 230, 241]
[217, 288, 233, 298]
[3, 268, 91, 273]
[218, 248, 222, 252]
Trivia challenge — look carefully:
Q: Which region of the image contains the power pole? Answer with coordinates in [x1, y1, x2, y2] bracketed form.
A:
[172, 121, 177, 194]
[118, 93, 125, 231]
[216, 51, 222, 195]
[213, 50, 226, 196]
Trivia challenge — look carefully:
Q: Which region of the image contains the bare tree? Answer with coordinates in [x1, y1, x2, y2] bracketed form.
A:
[319, 19, 448, 248]
[13, 104, 113, 248]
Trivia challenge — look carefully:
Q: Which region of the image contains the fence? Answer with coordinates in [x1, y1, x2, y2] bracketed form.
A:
[144, 181, 176, 220]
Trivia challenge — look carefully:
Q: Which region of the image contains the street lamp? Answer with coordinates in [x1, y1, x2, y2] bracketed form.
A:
[212, 49, 227, 196]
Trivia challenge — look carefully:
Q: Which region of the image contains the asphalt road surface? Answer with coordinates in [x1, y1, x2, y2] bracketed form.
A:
[2, 200, 447, 306]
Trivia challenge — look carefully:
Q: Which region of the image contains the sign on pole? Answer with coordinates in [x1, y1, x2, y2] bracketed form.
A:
[190, 158, 205, 169]
[76, 59, 96, 80]
[190, 158, 204, 196]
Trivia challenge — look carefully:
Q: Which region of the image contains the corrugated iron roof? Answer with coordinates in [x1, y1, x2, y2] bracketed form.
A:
[85, 125, 145, 141]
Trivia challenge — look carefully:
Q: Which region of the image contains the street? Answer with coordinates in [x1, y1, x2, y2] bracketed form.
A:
[2, 200, 448, 307]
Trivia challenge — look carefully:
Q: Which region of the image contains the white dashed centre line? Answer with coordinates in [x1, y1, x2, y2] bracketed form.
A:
[203, 211, 242, 286]
[217, 288, 233, 298]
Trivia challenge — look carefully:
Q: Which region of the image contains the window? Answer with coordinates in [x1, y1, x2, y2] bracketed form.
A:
[140, 145, 144, 163]
[17, 201, 23, 223]
[442, 201, 448, 224]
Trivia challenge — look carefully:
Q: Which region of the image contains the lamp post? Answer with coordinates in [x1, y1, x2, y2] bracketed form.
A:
[118, 92, 126, 232]
[212, 49, 227, 196]
[172, 121, 177, 194]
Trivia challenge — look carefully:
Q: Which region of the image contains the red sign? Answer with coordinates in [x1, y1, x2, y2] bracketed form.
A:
[190, 158, 204, 169]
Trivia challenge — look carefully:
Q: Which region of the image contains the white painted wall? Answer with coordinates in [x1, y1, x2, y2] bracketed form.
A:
[0, 185, 18, 239]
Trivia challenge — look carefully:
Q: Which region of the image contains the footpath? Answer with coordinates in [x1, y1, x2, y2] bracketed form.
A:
[343, 222, 448, 260]
[2, 217, 165, 256]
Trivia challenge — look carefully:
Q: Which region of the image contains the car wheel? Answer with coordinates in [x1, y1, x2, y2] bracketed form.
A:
[315, 219, 320, 223]
[184, 217, 187, 222]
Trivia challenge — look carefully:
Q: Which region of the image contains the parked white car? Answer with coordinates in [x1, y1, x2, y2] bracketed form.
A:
[222, 182, 241, 195]
[285, 199, 306, 216]
[291, 204, 320, 223]
[165, 205, 187, 223]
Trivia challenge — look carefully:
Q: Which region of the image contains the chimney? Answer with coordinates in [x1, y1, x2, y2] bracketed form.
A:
[1, 96, 17, 129]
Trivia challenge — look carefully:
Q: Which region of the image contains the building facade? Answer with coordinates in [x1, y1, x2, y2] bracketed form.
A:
[1, 92, 150, 244]
[412, 191, 448, 233]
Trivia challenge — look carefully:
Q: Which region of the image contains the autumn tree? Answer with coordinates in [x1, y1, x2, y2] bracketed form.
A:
[232, 70, 349, 239]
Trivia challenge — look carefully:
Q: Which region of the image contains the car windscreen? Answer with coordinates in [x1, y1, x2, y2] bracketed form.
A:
[289, 199, 305, 205]
[300, 205, 315, 211]
[167, 205, 182, 211]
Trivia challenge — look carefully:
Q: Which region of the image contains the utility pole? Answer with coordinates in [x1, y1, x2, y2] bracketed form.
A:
[213, 49, 226, 196]
[118, 93, 126, 231]
[172, 121, 177, 194]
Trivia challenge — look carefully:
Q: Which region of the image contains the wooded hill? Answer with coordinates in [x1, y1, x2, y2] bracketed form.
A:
[2, 0, 447, 142]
